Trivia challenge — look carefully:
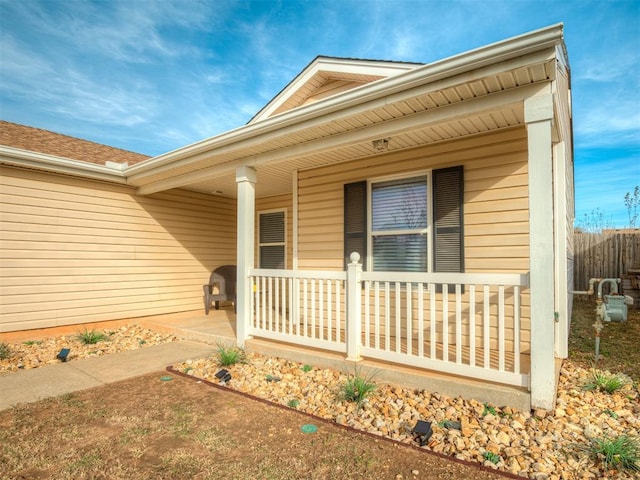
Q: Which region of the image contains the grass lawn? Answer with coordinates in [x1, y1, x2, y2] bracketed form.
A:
[569, 299, 640, 383]
[0, 372, 509, 480]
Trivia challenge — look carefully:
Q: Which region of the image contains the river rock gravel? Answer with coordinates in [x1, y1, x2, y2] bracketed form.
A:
[0, 325, 178, 374]
[174, 352, 640, 480]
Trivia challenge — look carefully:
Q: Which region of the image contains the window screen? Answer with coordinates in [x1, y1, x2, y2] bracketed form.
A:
[371, 177, 427, 272]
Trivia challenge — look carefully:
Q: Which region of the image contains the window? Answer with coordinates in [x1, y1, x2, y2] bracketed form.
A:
[259, 210, 286, 269]
[344, 166, 463, 273]
[371, 176, 428, 272]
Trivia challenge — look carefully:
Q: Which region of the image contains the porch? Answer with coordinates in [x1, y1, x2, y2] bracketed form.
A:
[137, 261, 534, 410]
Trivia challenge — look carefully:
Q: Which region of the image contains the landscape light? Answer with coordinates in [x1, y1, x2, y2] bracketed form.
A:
[412, 420, 433, 446]
[215, 369, 231, 383]
[56, 348, 70, 362]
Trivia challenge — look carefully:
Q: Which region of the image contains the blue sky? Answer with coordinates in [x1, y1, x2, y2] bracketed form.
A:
[1, 0, 639, 227]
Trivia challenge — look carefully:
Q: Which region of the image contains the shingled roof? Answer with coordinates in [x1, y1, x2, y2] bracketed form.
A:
[0, 121, 149, 166]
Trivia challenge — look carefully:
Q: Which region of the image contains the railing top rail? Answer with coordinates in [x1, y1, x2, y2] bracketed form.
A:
[250, 268, 347, 281]
[361, 271, 530, 287]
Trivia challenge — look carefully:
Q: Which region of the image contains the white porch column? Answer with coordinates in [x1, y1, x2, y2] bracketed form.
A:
[553, 141, 570, 359]
[345, 252, 363, 362]
[236, 166, 256, 347]
[525, 94, 556, 409]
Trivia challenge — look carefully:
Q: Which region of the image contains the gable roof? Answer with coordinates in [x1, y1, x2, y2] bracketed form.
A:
[249, 56, 422, 123]
[0, 121, 149, 166]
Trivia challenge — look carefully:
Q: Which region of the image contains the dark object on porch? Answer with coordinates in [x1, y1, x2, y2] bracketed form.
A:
[412, 420, 433, 446]
[56, 348, 70, 362]
[203, 265, 237, 314]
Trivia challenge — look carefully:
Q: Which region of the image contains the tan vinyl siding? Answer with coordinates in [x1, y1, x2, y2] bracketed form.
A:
[0, 166, 236, 332]
[301, 79, 368, 106]
[296, 127, 531, 353]
[297, 127, 530, 271]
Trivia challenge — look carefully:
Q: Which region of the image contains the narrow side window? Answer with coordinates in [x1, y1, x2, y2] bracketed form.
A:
[259, 210, 286, 269]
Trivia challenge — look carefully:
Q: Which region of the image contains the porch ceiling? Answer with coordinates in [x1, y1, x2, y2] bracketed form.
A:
[187, 102, 527, 199]
[126, 25, 564, 198]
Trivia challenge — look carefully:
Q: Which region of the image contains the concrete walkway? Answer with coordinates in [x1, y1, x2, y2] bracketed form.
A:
[0, 340, 216, 411]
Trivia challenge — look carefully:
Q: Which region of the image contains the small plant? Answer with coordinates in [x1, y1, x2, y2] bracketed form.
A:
[138, 339, 147, 345]
[302, 364, 313, 372]
[215, 344, 247, 366]
[603, 408, 619, 419]
[76, 328, 109, 345]
[0, 342, 12, 360]
[287, 399, 300, 408]
[583, 369, 628, 394]
[483, 451, 501, 464]
[339, 368, 377, 406]
[578, 435, 640, 473]
[23, 340, 42, 346]
[438, 419, 462, 430]
[482, 402, 498, 416]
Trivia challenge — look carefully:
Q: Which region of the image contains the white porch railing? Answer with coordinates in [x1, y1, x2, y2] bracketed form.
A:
[248, 257, 530, 388]
[250, 268, 347, 353]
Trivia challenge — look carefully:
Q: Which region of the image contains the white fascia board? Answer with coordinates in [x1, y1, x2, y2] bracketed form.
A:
[0, 146, 127, 184]
[126, 24, 564, 183]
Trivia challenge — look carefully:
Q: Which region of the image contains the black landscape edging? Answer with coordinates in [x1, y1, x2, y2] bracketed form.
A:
[166, 365, 525, 479]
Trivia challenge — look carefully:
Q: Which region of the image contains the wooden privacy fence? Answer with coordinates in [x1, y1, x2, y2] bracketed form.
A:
[573, 231, 640, 291]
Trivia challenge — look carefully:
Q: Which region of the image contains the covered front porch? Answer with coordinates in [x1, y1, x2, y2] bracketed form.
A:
[125, 26, 570, 410]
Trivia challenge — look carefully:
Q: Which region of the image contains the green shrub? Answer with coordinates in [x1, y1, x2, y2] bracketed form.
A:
[215, 344, 247, 366]
[339, 368, 376, 406]
[76, 328, 109, 345]
[583, 369, 628, 394]
[0, 342, 11, 360]
[287, 399, 300, 409]
[579, 435, 640, 473]
[302, 364, 313, 373]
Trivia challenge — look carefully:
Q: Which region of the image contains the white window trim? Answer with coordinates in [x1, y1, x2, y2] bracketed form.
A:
[367, 170, 433, 272]
[257, 208, 287, 269]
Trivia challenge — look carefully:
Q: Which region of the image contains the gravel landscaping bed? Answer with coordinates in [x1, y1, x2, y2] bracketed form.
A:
[174, 352, 640, 480]
[0, 325, 178, 374]
[1, 325, 638, 478]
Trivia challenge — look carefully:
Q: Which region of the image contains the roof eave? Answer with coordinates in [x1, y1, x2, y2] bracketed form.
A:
[0, 146, 128, 184]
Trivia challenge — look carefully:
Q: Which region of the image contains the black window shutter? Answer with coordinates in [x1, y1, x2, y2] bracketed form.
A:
[344, 181, 367, 269]
[433, 166, 464, 291]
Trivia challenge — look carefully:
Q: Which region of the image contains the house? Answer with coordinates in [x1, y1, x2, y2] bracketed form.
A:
[0, 24, 573, 410]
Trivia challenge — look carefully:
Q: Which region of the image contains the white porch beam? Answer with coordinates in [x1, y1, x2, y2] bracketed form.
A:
[525, 93, 556, 410]
[236, 166, 257, 346]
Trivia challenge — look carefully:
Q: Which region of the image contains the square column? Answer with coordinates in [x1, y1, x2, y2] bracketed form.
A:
[236, 166, 256, 346]
[525, 94, 556, 410]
